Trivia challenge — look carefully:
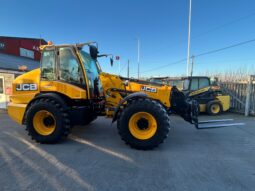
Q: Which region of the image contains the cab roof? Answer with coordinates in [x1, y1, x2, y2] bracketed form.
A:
[39, 41, 97, 51]
[181, 76, 210, 80]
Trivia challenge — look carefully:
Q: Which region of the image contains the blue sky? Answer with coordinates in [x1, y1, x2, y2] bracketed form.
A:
[1, 0, 255, 77]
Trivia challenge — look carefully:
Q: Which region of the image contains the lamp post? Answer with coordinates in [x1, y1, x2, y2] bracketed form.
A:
[186, 0, 192, 76]
[127, 59, 130, 78]
[137, 38, 140, 79]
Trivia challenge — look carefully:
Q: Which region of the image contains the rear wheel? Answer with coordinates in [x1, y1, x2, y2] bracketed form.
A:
[26, 98, 71, 143]
[117, 99, 170, 150]
[206, 100, 222, 115]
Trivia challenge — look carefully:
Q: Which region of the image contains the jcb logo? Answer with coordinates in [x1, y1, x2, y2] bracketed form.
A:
[16, 84, 37, 91]
[141, 86, 157, 93]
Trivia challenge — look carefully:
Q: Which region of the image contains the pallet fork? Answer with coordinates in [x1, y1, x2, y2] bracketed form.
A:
[194, 118, 245, 129]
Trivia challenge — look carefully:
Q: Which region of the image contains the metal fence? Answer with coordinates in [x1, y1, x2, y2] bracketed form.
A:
[220, 76, 255, 116]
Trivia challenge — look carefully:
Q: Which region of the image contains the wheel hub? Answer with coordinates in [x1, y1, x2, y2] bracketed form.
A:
[128, 112, 158, 140]
[43, 116, 55, 127]
[136, 118, 149, 130]
[211, 104, 220, 113]
[33, 110, 56, 136]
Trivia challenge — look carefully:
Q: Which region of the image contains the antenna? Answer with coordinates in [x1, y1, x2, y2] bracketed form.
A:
[39, 34, 42, 46]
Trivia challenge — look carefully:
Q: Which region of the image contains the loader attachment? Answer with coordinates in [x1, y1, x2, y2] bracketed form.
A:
[170, 87, 245, 129]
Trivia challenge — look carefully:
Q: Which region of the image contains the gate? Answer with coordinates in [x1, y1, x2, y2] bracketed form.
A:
[220, 75, 255, 116]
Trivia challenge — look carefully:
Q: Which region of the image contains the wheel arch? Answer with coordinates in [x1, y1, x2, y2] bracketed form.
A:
[23, 92, 71, 124]
[112, 92, 148, 123]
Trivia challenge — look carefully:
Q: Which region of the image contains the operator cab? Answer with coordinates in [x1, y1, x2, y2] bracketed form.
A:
[182, 76, 211, 95]
[40, 42, 105, 99]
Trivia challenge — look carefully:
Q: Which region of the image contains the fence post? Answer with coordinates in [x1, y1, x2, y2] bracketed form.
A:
[245, 75, 252, 116]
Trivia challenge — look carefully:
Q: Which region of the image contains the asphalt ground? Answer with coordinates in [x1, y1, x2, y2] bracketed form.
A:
[0, 112, 254, 191]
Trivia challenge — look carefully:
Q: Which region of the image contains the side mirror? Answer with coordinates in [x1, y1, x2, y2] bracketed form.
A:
[89, 45, 99, 60]
[98, 54, 114, 66]
[110, 58, 113, 66]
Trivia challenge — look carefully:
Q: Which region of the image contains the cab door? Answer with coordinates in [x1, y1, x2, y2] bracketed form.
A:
[57, 47, 86, 88]
[79, 50, 103, 99]
[0, 76, 6, 109]
[40, 47, 87, 99]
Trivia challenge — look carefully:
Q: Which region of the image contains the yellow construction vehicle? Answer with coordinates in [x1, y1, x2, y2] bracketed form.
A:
[149, 76, 231, 115]
[182, 76, 230, 115]
[7, 41, 204, 150]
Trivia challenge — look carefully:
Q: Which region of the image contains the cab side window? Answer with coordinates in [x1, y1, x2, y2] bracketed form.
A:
[190, 78, 199, 91]
[59, 48, 84, 85]
[199, 78, 210, 89]
[41, 50, 56, 80]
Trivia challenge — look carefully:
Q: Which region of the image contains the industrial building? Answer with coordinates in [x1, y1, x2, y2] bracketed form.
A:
[0, 36, 47, 109]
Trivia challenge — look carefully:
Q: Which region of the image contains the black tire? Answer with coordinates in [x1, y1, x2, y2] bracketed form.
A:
[206, 100, 222, 115]
[117, 98, 170, 150]
[25, 98, 71, 143]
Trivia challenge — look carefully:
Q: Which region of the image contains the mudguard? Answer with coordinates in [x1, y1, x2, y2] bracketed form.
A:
[28, 93, 68, 110]
[112, 92, 148, 123]
[23, 93, 69, 124]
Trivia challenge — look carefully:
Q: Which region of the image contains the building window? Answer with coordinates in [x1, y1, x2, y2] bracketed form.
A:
[0, 42, 5, 49]
[41, 50, 56, 80]
[20, 48, 35, 59]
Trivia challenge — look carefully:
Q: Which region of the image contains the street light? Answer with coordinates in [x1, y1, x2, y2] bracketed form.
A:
[186, 0, 192, 76]
[137, 38, 140, 79]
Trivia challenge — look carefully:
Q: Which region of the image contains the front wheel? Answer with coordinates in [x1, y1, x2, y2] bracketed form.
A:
[26, 98, 71, 143]
[117, 99, 170, 150]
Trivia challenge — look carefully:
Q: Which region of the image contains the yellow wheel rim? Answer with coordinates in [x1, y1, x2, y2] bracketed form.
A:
[211, 104, 220, 114]
[33, 110, 56, 136]
[128, 112, 157, 140]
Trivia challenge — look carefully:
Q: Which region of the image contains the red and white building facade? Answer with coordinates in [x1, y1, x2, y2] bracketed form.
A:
[0, 36, 47, 61]
[0, 36, 47, 109]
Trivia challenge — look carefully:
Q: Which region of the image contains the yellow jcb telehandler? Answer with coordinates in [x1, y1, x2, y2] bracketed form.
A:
[7, 41, 227, 150]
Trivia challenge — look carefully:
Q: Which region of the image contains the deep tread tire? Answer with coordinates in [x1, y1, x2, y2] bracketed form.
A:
[25, 98, 71, 143]
[117, 99, 170, 150]
[206, 100, 222, 115]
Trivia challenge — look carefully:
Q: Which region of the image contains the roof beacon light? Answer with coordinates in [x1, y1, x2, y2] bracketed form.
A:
[48, 41, 53, 45]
